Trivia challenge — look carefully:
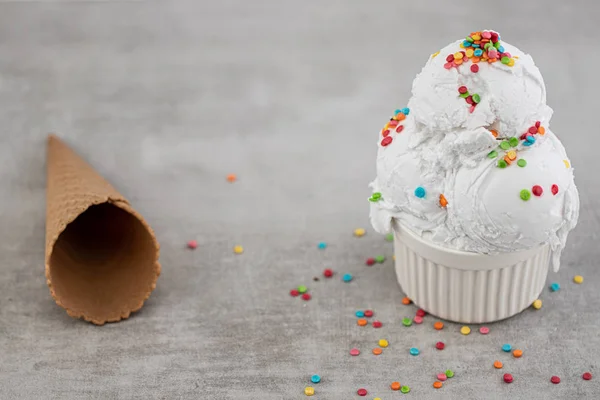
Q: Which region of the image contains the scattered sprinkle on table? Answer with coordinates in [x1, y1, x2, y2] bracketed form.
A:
[433, 381, 443, 389]
[375, 255, 386, 263]
[436, 341, 445, 350]
[343, 273, 353, 282]
[187, 240, 197, 249]
[416, 309, 426, 317]
[374, 398, 382, 400]
[410, 347, 419, 356]
[494, 360, 503, 369]
[233, 245, 244, 254]
[350, 348, 360, 356]
[357, 388, 367, 396]
[364, 310, 373, 317]
[402, 297, 412, 305]
[551, 376, 561, 384]
[437, 373, 448, 381]
[583, 372, 592, 380]
[290, 289, 299, 297]
[356, 310, 365, 318]
[323, 268, 333, 278]
[550, 282, 560, 292]
[479, 326, 490, 334]
[391, 381, 401, 391]
[301, 293, 311, 301]
[357, 319, 368, 327]
[311, 375, 321, 384]
[504, 373, 513, 383]
[445, 370, 454, 378]
[372, 320, 382, 328]
[502, 344, 512, 352]
[365, 257, 376, 266]
[304, 387, 314, 396]
[402, 317, 412, 327]
[513, 349, 523, 358]
[298, 285, 307, 294]
[226, 173, 237, 183]
[434, 321, 444, 330]
[413, 316, 423, 324]
[372, 348, 382, 355]
[385, 233, 394, 242]
[517, 159, 527, 167]
[401, 385, 410, 394]
[532, 299, 543, 309]
[574, 275, 584, 284]
[520, 189, 531, 201]
[460, 326, 471, 335]
[414, 186, 426, 198]
[354, 228, 366, 237]
[317, 242, 327, 249]
[379, 339, 389, 348]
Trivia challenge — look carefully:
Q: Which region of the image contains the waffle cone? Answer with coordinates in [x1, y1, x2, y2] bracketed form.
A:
[45, 135, 160, 325]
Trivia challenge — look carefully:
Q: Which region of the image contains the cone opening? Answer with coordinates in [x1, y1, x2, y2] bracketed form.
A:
[48, 202, 158, 322]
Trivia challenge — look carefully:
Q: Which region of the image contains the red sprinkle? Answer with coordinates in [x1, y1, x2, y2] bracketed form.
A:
[323, 268, 333, 278]
[466, 95, 474, 105]
[381, 136, 393, 147]
[471, 64, 479, 73]
[458, 86, 468, 94]
[520, 133, 528, 140]
[187, 240, 198, 249]
[290, 289, 300, 297]
[469, 105, 476, 114]
[302, 293, 311, 301]
[532, 185, 543, 196]
[535, 121, 541, 128]
[416, 309, 426, 317]
[350, 348, 360, 356]
[388, 120, 399, 127]
[396, 125, 404, 133]
[382, 129, 390, 137]
[436, 341, 445, 350]
[491, 32, 499, 42]
[364, 310, 374, 318]
[551, 376, 561, 384]
[357, 388, 368, 396]
[551, 184, 559, 195]
[366, 258, 376, 266]
[446, 54, 454, 62]
[583, 372, 592, 380]
[372, 320, 382, 328]
[528, 126, 538, 134]
[444, 62, 453, 70]
[504, 374, 513, 383]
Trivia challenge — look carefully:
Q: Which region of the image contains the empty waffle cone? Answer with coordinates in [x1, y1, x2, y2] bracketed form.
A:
[45, 135, 160, 325]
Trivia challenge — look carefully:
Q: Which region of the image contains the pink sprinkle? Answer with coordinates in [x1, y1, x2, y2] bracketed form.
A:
[471, 64, 479, 73]
[482, 31, 492, 39]
[437, 373, 448, 381]
[396, 125, 404, 133]
[372, 320, 382, 328]
[466, 95, 474, 105]
[504, 52, 511, 58]
[488, 49, 498, 59]
[381, 136, 393, 147]
[444, 62, 453, 70]
[479, 326, 490, 334]
[413, 316, 423, 324]
[350, 348, 360, 356]
[388, 120, 399, 127]
[528, 126, 537, 134]
[187, 240, 198, 249]
[469, 105, 476, 114]
[551, 184, 559, 195]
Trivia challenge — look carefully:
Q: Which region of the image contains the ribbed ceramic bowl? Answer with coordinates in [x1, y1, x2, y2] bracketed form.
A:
[393, 220, 550, 323]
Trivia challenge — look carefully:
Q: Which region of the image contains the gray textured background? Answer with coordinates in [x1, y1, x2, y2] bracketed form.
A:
[1, 1, 599, 399]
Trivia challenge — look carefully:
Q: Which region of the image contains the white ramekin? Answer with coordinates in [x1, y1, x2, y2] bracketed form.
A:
[393, 220, 550, 323]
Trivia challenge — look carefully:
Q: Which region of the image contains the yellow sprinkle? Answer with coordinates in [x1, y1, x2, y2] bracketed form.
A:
[393, 255, 396, 261]
[233, 245, 244, 254]
[466, 48, 474, 58]
[304, 387, 315, 396]
[532, 299, 542, 309]
[354, 228, 366, 237]
[379, 339, 389, 348]
[374, 398, 382, 400]
[460, 42, 465, 49]
[472, 34, 481, 41]
[574, 275, 584, 284]
[508, 58, 515, 67]
[507, 150, 517, 161]
[432, 51, 440, 58]
[460, 326, 471, 335]
[563, 160, 570, 168]
[454, 52, 464, 60]
[514, 55, 519, 59]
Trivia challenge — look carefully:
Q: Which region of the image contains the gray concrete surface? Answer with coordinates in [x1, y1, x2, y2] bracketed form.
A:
[1, 0, 600, 399]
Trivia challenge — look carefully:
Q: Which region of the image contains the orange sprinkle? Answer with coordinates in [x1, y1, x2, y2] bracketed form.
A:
[390, 382, 401, 391]
[394, 113, 406, 122]
[471, 57, 481, 63]
[433, 321, 444, 330]
[490, 129, 498, 137]
[402, 296, 412, 305]
[504, 155, 512, 165]
[513, 349, 523, 358]
[454, 59, 463, 65]
[507, 150, 517, 161]
[357, 319, 368, 326]
[226, 174, 237, 183]
[439, 194, 448, 208]
[494, 360, 503, 369]
[538, 126, 546, 135]
[372, 347, 382, 355]
[433, 381, 443, 389]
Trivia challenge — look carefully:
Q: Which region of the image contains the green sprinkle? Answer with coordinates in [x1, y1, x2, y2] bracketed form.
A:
[402, 317, 412, 327]
[501, 56, 510, 64]
[484, 42, 492, 50]
[385, 233, 394, 242]
[298, 285, 307, 294]
[487, 150, 498, 159]
[500, 141, 510, 150]
[459, 92, 470, 98]
[466, 36, 474, 43]
[446, 369, 454, 378]
[372, 192, 381, 200]
[375, 255, 386, 263]
[472, 94, 481, 104]
[517, 159, 527, 167]
[509, 137, 519, 147]
[400, 386, 410, 394]
[494, 41, 501, 49]
[497, 159, 507, 168]
[520, 189, 531, 201]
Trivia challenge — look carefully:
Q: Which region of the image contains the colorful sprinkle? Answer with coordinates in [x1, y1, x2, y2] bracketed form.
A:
[357, 388, 368, 396]
[356, 310, 365, 318]
[460, 326, 471, 335]
[445, 370, 454, 378]
[402, 317, 413, 327]
[437, 373, 447, 382]
[302, 293, 311, 301]
[385, 233, 394, 242]
[434, 321, 444, 330]
[357, 319, 368, 327]
[372, 347, 382, 355]
[574, 275, 584, 284]
[366, 257, 376, 266]
[564, 160, 570, 168]
[500, 140, 511, 150]
[471, 64, 479, 73]
[532, 299, 542, 309]
[550, 282, 560, 292]
[375, 255, 386, 263]
[583, 372, 593, 380]
[414, 186, 426, 198]
[304, 387, 315, 396]
[551, 376, 561, 384]
[472, 93, 481, 103]
[504, 373, 513, 383]
[400, 386, 410, 394]
[552, 184, 559, 195]
[354, 228, 366, 237]
[401, 107, 410, 115]
[187, 240, 198, 249]
[433, 381, 443, 389]
[432, 51, 440, 58]
[488, 150, 498, 158]
[311, 375, 321, 384]
[517, 159, 527, 167]
[372, 320, 382, 328]
[290, 289, 300, 297]
[234, 245, 244, 254]
[402, 297, 412, 305]
[513, 349, 523, 358]
[391, 381, 401, 391]
[479, 326, 490, 334]
[497, 159, 507, 168]
[226, 173, 237, 183]
[323, 268, 333, 278]
[416, 309, 426, 317]
[364, 310, 373, 317]
[458, 86, 468, 94]
[436, 341, 445, 350]
[343, 273, 353, 282]
[379, 339, 389, 348]
[494, 360, 503, 369]
[413, 315, 423, 324]
[506, 150, 517, 161]
[298, 285, 307, 294]
[410, 347, 420, 356]
[538, 126, 546, 135]
[509, 137, 519, 147]
[520, 189, 531, 201]
[317, 242, 327, 249]
[350, 348, 360, 356]
[502, 344, 512, 352]
[381, 136, 393, 147]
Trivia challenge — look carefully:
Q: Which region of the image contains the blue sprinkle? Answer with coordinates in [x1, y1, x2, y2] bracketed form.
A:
[526, 135, 536, 144]
[318, 242, 327, 249]
[522, 141, 533, 147]
[472, 44, 480, 48]
[502, 344, 512, 352]
[394, 109, 402, 115]
[311, 375, 321, 384]
[355, 310, 364, 318]
[343, 273, 353, 282]
[414, 186, 426, 198]
[498, 45, 505, 53]
[474, 49, 483, 57]
[550, 282, 560, 292]
[410, 347, 420, 356]
[463, 40, 472, 47]
[401, 107, 410, 115]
